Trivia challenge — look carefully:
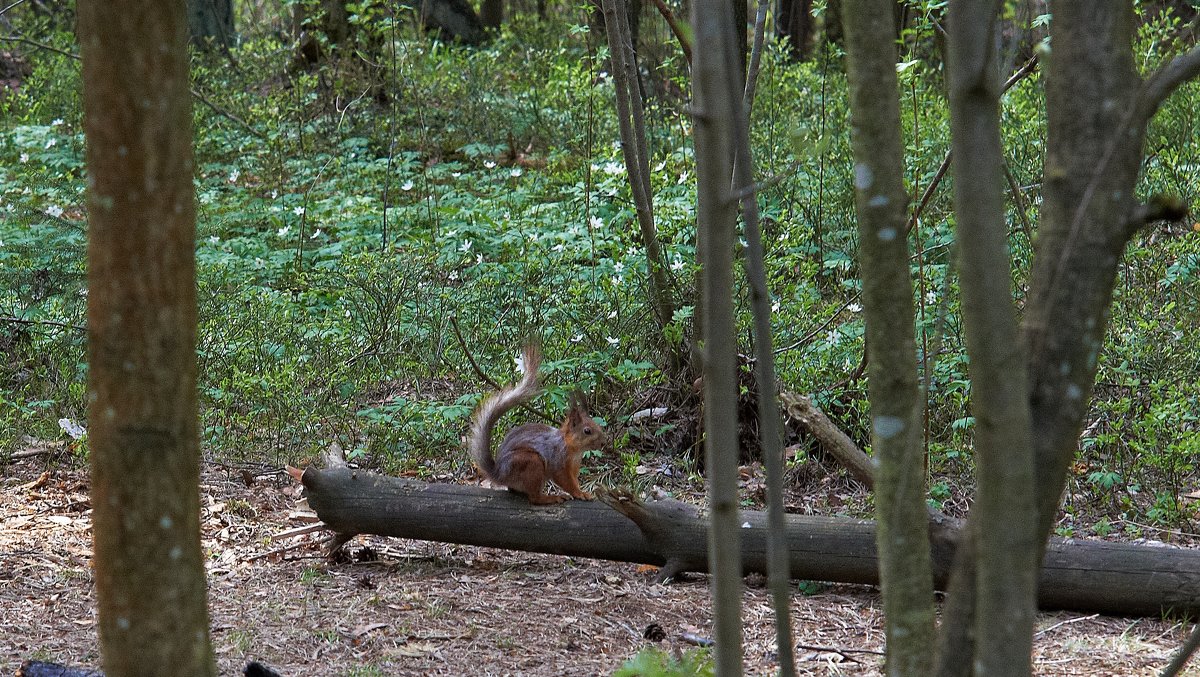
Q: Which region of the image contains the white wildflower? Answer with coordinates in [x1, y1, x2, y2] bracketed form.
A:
[46, 205, 64, 218]
[606, 336, 620, 346]
[510, 167, 522, 178]
[277, 226, 290, 237]
[58, 418, 86, 440]
[460, 240, 473, 253]
[228, 169, 240, 183]
[19, 153, 29, 163]
[484, 160, 496, 169]
[848, 303, 862, 313]
[402, 179, 414, 191]
[293, 206, 304, 216]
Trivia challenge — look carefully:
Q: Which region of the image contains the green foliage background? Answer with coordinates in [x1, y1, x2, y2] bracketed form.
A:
[1, 2, 1198, 535]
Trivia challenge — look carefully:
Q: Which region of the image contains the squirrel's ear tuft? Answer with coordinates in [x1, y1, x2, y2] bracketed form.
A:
[568, 389, 589, 412]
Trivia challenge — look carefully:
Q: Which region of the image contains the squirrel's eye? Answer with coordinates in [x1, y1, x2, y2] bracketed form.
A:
[583, 427, 593, 435]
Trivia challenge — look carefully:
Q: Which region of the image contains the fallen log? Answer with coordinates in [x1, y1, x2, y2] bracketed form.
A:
[297, 467, 1200, 617]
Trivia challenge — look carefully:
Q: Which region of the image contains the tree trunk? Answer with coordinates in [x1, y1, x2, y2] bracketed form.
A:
[691, 0, 746, 667]
[78, 0, 215, 673]
[601, 0, 678, 353]
[936, 3, 1198, 674]
[187, 0, 234, 49]
[776, 0, 813, 60]
[842, 1, 937, 672]
[945, 1, 1037, 674]
[481, 0, 503, 29]
[296, 470, 1200, 618]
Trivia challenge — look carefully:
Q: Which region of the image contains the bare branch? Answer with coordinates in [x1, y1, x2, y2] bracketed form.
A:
[1139, 43, 1200, 122]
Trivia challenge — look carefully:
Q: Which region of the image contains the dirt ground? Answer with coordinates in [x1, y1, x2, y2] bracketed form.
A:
[1, 457, 1196, 676]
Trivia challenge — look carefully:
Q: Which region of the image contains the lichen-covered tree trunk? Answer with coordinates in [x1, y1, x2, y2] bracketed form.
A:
[691, 0, 745, 671]
[841, 2, 936, 673]
[945, 2, 1037, 674]
[79, 0, 215, 673]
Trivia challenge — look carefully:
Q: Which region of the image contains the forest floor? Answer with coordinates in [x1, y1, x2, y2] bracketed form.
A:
[1, 455, 1196, 677]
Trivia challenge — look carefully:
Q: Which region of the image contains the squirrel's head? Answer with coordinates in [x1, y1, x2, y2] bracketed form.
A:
[565, 390, 607, 451]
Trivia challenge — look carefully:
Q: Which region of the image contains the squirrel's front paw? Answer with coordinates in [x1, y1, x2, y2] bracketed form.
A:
[574, 491, 594, 501]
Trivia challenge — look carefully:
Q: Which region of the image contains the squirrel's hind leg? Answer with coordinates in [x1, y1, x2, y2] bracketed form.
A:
[503, 448, 565, 505]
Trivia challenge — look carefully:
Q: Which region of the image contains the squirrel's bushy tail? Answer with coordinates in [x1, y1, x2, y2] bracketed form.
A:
[469, 344, 542, 480]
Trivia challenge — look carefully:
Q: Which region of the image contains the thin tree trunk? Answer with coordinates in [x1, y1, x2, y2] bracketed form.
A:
[731, 17, 795, 673]
[841, 1, 937, 673]
[945, 3, 1038, 675]
[692, 0, 745, 670]
[601, 0, 678, 352]
[79, 0, 215, 674]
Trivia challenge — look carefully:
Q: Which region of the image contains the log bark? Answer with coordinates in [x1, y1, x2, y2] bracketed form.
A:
[298, 468, 1200, 618]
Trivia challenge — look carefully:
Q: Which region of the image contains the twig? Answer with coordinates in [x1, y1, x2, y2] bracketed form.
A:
[447, 316, 554, 424]
[449, 315, 502, 391]
[731, 159, 802, 201]
[743, 0, 769, 113]
[772, 293, 862, 356]
[646, 0, 692, 64]
[906, 151, 952, 233]
[0, 34, 264, 140]
[1035, 613, 1099, 637]
[0, 315, 85, 332]
[904, 54, 1039, 233]
[190, 85, 267, 140]
[9, 447, 56, 459]
[0, 0, 32, 17]
[1162, 622, 1200, 677]
[0, 34, 76, 59]
[1003, 160, 1034, 239]
[797, 643, 885, 660]
[1116, 518, 1200, 539]
[1139, 42, 1200, 122]
[243, 539, 314, 562]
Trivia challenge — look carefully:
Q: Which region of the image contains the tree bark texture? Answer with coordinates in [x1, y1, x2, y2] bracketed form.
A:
[730, 27, 796, 675]
[79, 0, 215, 674]
[842, 1, 937, 673]
[936, 4, 1200, 675]
[945, 2, 1038, 675]
[297, 470, 1200, 618]
[691, 0, 745, 667]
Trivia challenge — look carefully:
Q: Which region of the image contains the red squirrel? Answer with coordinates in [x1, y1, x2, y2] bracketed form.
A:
[469, 344, 606, 505]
